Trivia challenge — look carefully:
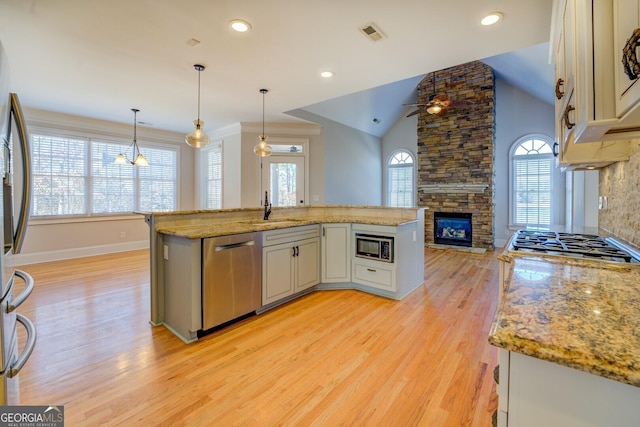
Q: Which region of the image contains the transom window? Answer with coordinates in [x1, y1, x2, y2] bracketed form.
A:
[31, 133, 177, 217]
[510, 136, 554, 226]
[387, 150, 414, 207]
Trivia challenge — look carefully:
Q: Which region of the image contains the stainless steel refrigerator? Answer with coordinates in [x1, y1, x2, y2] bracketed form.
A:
[0, 40, 37, 405]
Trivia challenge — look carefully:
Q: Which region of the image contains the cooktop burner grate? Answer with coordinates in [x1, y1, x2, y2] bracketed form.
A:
[512, 230, 634, 263]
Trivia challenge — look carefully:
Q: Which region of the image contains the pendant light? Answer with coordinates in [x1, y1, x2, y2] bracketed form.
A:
[115, 108, 149, 166]
[254, 88, 272, 157]
[185, 64, 210, 148]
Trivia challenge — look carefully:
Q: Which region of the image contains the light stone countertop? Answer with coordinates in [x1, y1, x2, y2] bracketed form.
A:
[151, 206, 425, 239]
[156, 217, 418, 239]
[488, 255, 640, 387]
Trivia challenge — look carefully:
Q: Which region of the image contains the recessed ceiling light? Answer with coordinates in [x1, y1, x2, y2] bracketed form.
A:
[229, 19, 251, 32]
[320, 70, 334, 78]
[481, 12, 503, 26]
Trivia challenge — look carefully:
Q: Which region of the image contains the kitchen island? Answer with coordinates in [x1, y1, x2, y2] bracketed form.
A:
[488, 252, 640, 426]
[145, 206, 425, 342]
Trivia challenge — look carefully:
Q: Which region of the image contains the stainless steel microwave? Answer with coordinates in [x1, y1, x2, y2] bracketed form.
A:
[355, 233, 393, 263]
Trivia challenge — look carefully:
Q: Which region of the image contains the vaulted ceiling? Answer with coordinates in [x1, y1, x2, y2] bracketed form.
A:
[0, 1, 554, 138]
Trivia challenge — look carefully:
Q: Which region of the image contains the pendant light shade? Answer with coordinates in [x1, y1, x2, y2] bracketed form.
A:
[115, 108, 149, 166]
[185, 64, 210, 148]
[254, 88, 272, 157]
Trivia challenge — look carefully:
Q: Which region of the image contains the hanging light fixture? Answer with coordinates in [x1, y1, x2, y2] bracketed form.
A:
[254, 88, 272, 157]
[115, 108, 149, 166]
[185, 64, 210, 148]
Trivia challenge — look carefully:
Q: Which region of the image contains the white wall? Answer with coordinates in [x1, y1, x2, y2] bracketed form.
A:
[381, 114, 418, 205]
[494, 78, 560, 247]
[14, 108, 194, 264]
[287, 110, 382, 206]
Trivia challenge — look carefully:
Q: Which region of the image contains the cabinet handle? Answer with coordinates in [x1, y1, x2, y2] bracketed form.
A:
[554, 78, 564, 99]
[292, 247, 296, 257]
[563, 104, 575, 130]
[552, 142, 559, 158]
[622, 28, 640, 80]
[366, 268, 376, 272]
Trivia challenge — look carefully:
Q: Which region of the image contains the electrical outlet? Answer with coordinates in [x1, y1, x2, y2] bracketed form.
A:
[120, 231, 126, 238]
[163, 245, 169, 260]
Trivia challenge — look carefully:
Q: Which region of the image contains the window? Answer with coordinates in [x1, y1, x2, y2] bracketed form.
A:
[204, 142, 222, 209]
[31, 133, 177, 217]
[510, 136, 554, 226]
[387, 150, 414, 207]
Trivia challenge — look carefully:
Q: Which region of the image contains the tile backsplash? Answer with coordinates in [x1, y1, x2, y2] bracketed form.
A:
[599, 141, 640, 247]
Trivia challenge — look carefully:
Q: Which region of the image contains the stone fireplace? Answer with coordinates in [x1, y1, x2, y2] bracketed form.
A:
[417, 61, 495, 249]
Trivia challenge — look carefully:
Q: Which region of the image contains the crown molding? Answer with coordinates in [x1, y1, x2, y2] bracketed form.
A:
[23, 107, 185, 144]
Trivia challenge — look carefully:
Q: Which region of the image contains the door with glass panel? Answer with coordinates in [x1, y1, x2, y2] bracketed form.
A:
[261, 156, 305, 207]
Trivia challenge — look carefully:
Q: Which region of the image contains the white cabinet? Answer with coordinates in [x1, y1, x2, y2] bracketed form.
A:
[502, 351, 640, 426]
[321, 223, 351, 283]
[551, 0, 632, 170]
[352, 259, 396, 291]
[262, 225, 320, 306]
[614, 0, 640, 119]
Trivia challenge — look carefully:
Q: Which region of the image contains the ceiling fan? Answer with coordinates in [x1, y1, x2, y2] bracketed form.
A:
[404, 72, 452, 117]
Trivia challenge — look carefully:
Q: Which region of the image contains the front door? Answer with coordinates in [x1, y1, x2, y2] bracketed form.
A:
[261, 156, 305, 207]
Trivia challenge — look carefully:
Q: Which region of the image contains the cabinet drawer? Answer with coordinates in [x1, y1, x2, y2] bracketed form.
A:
[353, 261, 395, 291]
[262, 224, 320, 246]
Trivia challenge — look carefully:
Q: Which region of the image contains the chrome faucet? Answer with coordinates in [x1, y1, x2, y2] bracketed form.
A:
[263, 191, 272, 220]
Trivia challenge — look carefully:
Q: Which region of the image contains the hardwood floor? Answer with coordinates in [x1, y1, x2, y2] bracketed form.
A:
[15, 247, 500, 426]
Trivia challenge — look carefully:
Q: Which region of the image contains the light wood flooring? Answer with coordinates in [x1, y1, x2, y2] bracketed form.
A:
[15, 247, 500, 426]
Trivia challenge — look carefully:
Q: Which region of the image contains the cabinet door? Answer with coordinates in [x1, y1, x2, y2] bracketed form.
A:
[321, 224, 351, 283]
[295, 237, 320, 292]
[614, 0, 640, 117]
[262, 242, 295, 305]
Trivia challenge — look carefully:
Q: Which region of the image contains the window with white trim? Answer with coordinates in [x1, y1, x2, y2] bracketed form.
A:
[510, 136, 554, 226]
[387, 150, 415, 207]
[31, 133, 177, 217]
[204, 142, 222, 209]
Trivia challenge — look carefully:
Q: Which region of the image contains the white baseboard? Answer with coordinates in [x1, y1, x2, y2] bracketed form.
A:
[8, 240, 149, 266]
[494, 238, 508, 248]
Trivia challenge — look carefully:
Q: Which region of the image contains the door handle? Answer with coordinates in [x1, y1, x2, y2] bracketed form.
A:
[7, 270, 34, 312]
[563, 104, 575, 130]
[9, 313, 37, 378]
[552, 142, 559, 158]
[555, 78, 564, 99]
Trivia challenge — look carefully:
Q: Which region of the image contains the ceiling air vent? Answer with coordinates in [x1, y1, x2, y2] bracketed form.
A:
[359, 22, 386, 42]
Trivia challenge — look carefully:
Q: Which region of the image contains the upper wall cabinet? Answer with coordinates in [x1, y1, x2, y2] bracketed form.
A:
[551, 0, 632, 169]
[614, 0, 640, 118]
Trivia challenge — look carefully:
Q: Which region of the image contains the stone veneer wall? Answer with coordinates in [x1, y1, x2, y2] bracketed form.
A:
[417, 61, 495, 249]
[599, 140, 640, 247]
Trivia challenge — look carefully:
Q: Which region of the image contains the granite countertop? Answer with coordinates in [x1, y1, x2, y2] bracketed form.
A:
[155, 215, 419, 239]
[489, 255, 640, 387]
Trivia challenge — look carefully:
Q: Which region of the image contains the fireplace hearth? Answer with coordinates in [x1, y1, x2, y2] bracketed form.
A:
[434, 212, 472, 247]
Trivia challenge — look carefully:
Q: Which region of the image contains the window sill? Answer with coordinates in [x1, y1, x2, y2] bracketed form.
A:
[28, 213, 146, 226]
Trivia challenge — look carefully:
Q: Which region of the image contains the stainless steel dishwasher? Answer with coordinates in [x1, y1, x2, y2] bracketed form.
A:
[202, 232, 262, 331]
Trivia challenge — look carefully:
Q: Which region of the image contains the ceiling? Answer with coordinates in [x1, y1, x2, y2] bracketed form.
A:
[0, 0, 554, 139]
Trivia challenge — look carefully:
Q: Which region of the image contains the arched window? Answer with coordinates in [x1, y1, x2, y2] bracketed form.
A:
[510, 135, 554, 226]
[387, 150, 414, 207]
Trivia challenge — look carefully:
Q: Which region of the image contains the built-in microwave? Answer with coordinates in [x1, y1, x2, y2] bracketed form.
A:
[355, 233, 394, 263]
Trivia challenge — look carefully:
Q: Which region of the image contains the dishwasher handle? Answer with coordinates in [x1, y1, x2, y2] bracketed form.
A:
[214, 240, 255, 252]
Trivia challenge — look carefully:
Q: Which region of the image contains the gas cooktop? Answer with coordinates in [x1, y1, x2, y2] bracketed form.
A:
[511, 229, 637, 263]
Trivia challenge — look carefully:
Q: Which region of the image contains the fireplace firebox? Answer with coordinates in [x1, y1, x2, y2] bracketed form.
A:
[434, 212, 472, 247]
